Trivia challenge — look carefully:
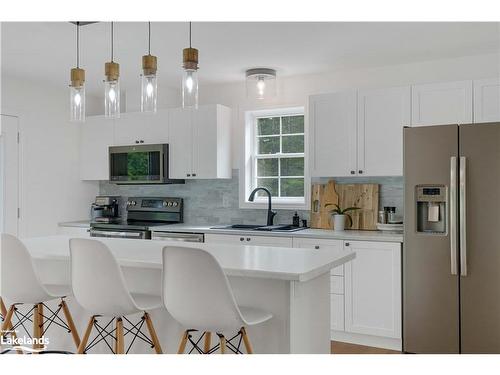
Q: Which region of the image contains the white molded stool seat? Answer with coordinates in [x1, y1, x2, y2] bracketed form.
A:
[69, 238, 163, 354]
[162, 246, 273, 354]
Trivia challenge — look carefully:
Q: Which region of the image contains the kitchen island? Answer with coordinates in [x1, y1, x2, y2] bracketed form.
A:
[14, 235, 355, 354]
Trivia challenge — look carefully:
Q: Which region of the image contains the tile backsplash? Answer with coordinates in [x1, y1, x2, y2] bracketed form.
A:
[100, 170, 404, 225]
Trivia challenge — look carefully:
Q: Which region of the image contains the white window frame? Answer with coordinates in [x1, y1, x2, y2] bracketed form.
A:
[240, 106, 309, 210]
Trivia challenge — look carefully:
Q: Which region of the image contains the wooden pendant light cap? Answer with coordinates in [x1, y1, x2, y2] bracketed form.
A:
[105, 61, 120, 81]
[183, 47, 199, 70]
[70, 68, 85, 87]
[142, 54, 158, 76]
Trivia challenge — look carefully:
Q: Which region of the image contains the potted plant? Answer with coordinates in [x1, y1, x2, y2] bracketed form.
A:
[326, 203, 360, 232]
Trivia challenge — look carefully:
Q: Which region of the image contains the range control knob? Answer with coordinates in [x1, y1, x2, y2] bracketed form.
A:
[167, 202, 173, 207]
[172, 202, 178, 207]
[131, 200, 137, 206]
[162, 201, 168, 207]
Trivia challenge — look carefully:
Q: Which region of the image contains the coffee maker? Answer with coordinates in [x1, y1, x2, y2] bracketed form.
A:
[90, 196, 120, 223]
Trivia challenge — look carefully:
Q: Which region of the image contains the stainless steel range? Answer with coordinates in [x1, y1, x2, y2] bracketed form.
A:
[90, 197, 183, 239]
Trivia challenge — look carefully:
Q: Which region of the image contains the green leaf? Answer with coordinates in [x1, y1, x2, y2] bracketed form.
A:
[341, 206, 361, 214]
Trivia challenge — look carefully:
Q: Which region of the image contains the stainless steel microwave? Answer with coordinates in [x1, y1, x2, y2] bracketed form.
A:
[109, 144, 184, 185]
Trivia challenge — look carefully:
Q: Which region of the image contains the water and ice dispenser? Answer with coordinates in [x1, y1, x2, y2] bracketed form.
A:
[416, 185, 447, 234]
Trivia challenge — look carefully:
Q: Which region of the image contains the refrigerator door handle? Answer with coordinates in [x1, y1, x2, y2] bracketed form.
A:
[450, 156, 458, 275]
[459, 156, 467, 276]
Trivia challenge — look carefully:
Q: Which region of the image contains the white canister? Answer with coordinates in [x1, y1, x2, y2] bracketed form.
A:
[333, 214, 346, 232]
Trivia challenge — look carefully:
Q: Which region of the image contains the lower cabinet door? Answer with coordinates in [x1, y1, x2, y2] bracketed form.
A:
[344, 241, 402, 338]
[331, 294, 345, 331]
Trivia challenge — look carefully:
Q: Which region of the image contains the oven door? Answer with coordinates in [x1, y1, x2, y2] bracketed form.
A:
[89, 229, 151, 239]
[109, 144, 165, 184]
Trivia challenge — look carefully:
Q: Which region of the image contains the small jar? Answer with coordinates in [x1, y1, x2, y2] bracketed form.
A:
[378, 210, 388, 224]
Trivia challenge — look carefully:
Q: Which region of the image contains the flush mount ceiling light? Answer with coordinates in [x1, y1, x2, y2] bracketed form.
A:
[141, 22, 158, 113]
[246, 68, 277, 100]
[104, 22, 120, 118]
[181, 22, 199, 109]
[69, 22, 85, 122]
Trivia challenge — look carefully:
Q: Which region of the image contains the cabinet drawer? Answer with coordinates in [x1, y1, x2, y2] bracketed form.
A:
[331, 294, 345, 331]
[205, 233, 293, 247]
[330, 275, 344, 294]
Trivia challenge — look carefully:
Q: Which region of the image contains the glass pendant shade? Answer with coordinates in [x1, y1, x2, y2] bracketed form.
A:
[182, 68, 198, 109]
[246, 68, 277, 100]
[141, 74, 158, 112]
[70, 84, 85, 122]
[104, 79, 120, 118]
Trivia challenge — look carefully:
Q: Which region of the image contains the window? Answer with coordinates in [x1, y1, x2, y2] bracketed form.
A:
[242, 107, 307, 208]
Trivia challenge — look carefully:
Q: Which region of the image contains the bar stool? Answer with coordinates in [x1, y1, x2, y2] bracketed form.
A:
[0, 233, 81, 352]
[70, 238, 163, 354]
[162, 246, 273, 354]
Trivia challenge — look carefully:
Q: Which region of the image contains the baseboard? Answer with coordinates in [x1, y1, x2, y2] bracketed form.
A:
[331, 330, 402, 351]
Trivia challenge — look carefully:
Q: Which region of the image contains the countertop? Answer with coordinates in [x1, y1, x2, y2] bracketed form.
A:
[23, 235, 355, 282]
[57, 221, 403, 242]
[151, 224, 404, 243]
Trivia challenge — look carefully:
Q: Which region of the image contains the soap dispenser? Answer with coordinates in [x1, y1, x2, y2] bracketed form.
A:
[292, 211, 300, 227]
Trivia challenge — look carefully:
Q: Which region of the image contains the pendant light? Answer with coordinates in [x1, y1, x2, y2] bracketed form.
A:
[69, 22, 85, 122]
[141, 22, 158, 113]
[246, 68, 277, 100]
[104, 22, 120, 118]
[181, 22, 199, 109]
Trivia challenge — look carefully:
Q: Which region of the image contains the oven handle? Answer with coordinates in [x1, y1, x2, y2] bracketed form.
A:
[152, 232, 204, 242]
[90, 229, 144, 238]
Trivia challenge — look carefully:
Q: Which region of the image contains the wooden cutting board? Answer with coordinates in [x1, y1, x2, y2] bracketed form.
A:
[310, 180, 379, 230]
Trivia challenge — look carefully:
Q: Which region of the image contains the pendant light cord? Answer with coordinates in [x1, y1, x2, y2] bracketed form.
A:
[111, 21, 114, 62]
[148, 22, 151, 55]
[189, 21, 192, 48]
[76, 22, 80, 68]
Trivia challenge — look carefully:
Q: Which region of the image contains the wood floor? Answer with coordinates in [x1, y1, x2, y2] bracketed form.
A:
[331, 341, 401, 354]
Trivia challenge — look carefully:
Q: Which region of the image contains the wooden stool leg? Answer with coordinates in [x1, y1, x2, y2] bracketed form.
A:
[77, 316, 95, 354]
[37, 304, 44, 338]
[219, 335, 226, 354]
[203, 332, 212, 354]
[0, 298, 7, 318]
[143, 312, 163, 354]
[60, 299, 81, 349]
[115, 318, 124, 354]
[1, 305, 15, 334]
[177, 330, 189, 354]
[32, 304, 41, 351]
[240, 327, 254, 354]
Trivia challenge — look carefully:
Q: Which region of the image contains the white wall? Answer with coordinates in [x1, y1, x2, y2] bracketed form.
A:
[192, 52, 500, 169]
[1, 76, 99, 238]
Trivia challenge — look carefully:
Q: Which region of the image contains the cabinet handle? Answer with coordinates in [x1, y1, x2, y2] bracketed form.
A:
[345, 242, 350, 247]
[187, 174, 191, 177]
[358, 170, 363, 174]
[350, 170, 355, 175]
[192, 173, 197, 177]
[140, 140, 144, 143]
[314, 245, 320, 250]
[246, 238, 251, 241]
[240, 237, 244, 241]
[135, 140, 139, 144]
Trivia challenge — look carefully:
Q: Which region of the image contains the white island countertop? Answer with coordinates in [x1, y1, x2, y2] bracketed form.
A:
[23, 235, 355, 282]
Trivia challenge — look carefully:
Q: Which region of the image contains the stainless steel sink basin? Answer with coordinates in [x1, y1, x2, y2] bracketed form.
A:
[211, 224, 305, 232]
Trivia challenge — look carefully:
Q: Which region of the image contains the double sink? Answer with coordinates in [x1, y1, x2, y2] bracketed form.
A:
[211, 224, 306, 232]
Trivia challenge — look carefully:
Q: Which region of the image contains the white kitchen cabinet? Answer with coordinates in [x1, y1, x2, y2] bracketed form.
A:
[169, 104, 231, 179]
[331, 294, 345, 331]
[357, 86, 410, 176]
[473, 78, 500, 123]
[411, 80, 473, 126]
[80, 116, 114, 180]
[205, 233, 293, 247]
[343, 240, 401, 339]
[57, 226, 90, 237]
[292, 238, 344, 275]
[309, 91, 357, 177]
[114, 110, 169, 145]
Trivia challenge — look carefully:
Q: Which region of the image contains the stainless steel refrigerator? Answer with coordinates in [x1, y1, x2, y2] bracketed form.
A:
[403, 122, 500, 354]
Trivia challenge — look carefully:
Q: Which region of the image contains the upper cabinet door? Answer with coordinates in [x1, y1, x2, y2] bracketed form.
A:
[357, 86, 410, 176]
[310, 91, 357, 177]
[473, 78, 500, 123]
[411, 80, 473, 126]
[168, 107, 193, 179]
[114, 110, 169, 145]
[80, 116, 115, 180]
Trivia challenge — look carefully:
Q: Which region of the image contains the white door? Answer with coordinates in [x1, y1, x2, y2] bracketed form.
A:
[411, 80, 473, 126]
[357, 86, 410, 176]
[0, 115, 20, 236]
[309, 91, 357, 177]
[344, 240, 402, 338]
[168, 107, 193, 179]
[192, 105, 218, 178]
[80, 116, 115, 180]
[473, 78, 500, 123]
[114, 110, 169, 145]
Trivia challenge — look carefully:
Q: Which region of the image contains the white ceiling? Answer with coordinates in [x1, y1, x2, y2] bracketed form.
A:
[2, 22, 499, 96]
